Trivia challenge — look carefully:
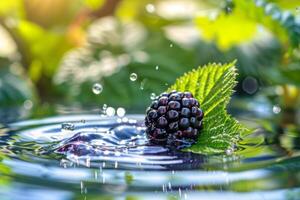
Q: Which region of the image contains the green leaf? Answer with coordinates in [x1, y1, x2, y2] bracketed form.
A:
[169, 61, 247, 154]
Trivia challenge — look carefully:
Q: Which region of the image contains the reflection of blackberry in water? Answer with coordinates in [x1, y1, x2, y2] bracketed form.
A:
[145, 90, 204, 148]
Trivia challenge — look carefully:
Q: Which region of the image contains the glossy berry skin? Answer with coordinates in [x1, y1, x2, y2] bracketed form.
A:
[145, 90, 204, 148]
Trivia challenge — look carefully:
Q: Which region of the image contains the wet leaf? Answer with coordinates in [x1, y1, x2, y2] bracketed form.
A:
[169, 61, 247, 154]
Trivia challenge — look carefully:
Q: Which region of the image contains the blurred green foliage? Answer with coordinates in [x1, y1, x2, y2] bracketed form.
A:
[0, 0, 299, 114]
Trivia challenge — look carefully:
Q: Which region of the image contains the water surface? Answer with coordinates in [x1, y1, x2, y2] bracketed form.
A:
[0, 114, 300, 200]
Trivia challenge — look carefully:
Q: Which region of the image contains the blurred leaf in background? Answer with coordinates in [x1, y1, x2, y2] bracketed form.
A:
[0, 0, 299, 115]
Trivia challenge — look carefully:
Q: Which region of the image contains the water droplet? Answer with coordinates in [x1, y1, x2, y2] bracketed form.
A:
[86, 157, 91, 167]
[115, 161, 118, 168]
[61, 123, 75, 131]
[155, 65, 159, 70]
[272, 105, 281, 114]
[169, 43, 173, 47]
[226, 7, 232, 13]
[242, 76, 258, 94]
[92, 83, 103, 95]
[23, 100, 33, 110]
[145, 4, 155, 13]
[106, 107, 115, 116]
[179, 188, 182, 197]
[140, 79, 147, 90]
[150, 93, 156, 100]
[80, 181, 85, 194]
[130, 73, 137, 81]
[225, 148, 233, 155]
[117, 107, 126, 117]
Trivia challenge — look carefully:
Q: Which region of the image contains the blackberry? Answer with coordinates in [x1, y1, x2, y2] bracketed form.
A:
[145, 90, 204, 148]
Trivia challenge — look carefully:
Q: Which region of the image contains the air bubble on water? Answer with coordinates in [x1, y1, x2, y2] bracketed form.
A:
[145, 4, 155, 13]
[169, 43, 173, 47]
[117, 118, 122, 123]
[122, 117, 129, 123]
[92, 83, 103, 95]
[129, 119, 137, 124]
[150, 93, 156, 100]
[61, 123, 75, 131]
[117, 107, 126, 117]
[273, 105, 281, 114]
[106, 107, 115, 116]
[130, 73, 137, 81]
[155, 65, 159, 70]
[103, 104, 107, 110]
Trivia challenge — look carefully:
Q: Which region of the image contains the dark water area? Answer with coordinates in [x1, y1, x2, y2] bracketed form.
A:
[0, 113, 300, 200]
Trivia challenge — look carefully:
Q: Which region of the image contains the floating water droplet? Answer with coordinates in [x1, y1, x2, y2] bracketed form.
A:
[155, 65, 159, 70]
[92, 83, 103, 95]
[168, 182, 172, 190]
[106, 107, 115, 116]
[115, 161, 118, 168]
[145, 4, 155, 13]
[117, 107, 126, 117]
[179, 188, 182, 197]
[150, 93, 156, 100]
[80, 181, 84, 194]
[61, 123, 75, 131]
[140, 79, 147, 90]
[272, 105, 281, 114]
[130, 73, 137, 81]
[225, 148, 233, 155]
[86, 157, 91, 167]
[169, 43, 173, 47]
[23, 100, 33, 110]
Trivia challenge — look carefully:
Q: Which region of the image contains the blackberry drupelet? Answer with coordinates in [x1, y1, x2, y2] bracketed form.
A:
[145, 90, 204, 148]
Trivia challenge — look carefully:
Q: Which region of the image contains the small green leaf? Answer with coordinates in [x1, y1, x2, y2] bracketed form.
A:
[169, 61, 247, 154]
